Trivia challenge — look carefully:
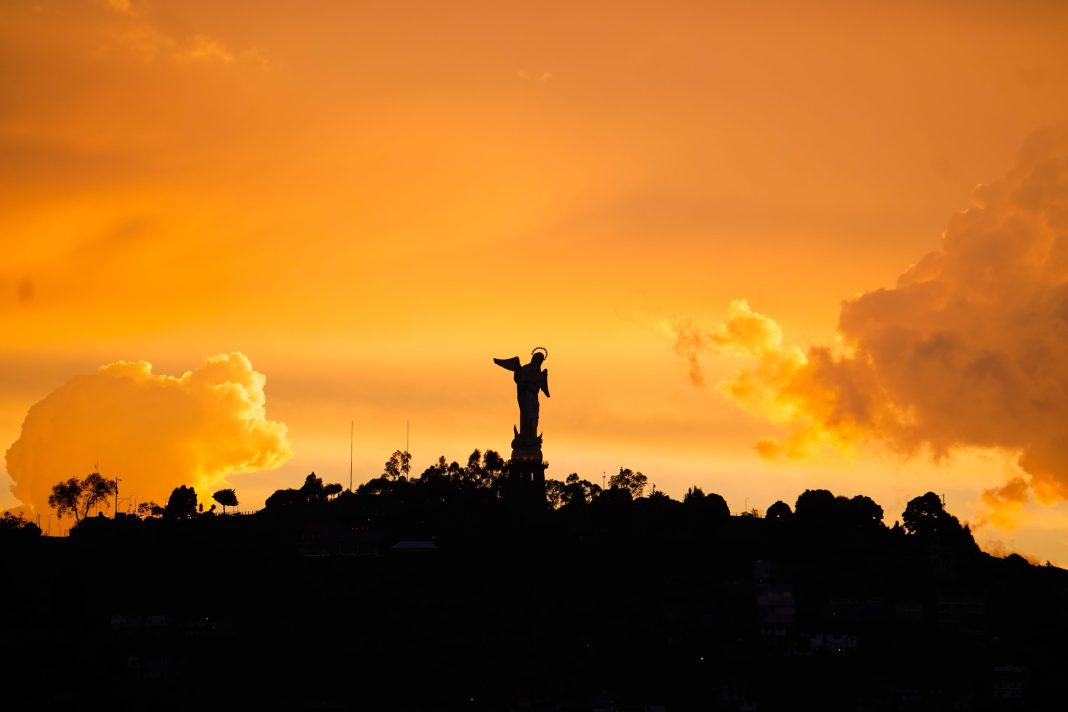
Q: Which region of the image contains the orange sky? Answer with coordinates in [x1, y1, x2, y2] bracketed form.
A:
[4, 0, 1068, 562]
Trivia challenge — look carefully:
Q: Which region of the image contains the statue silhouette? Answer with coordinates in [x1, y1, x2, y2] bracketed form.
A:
[494, 348, 550, 446]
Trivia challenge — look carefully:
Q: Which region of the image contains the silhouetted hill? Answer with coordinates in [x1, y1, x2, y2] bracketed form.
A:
[5, 463, 1068, 711]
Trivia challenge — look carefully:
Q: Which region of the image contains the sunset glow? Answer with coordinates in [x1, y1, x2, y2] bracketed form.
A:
[5, 1, 1068, 562]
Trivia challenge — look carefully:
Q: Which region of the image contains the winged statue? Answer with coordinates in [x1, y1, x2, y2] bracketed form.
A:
[494, 347, 550, 445]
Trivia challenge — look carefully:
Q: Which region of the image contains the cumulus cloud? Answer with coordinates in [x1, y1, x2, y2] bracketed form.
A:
[679, 299, 887, 459]
[5, 353, 291, 520]
[676, 124, 1068, 524]
[979, 476, 1030, 530]
[674, 299, 794, 389]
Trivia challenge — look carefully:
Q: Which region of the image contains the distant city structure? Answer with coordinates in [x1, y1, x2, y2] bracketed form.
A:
[494, 347, 550, 501]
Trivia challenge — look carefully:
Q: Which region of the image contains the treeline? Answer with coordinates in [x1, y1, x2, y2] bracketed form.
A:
[2, 447, 990, 557]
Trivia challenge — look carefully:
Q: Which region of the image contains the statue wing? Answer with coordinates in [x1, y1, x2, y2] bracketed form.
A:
[540, 369, 550, 398]
[493, 356, 521, 372]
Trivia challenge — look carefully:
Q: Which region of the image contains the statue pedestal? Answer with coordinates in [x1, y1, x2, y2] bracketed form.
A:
[507, 439, 546, 505]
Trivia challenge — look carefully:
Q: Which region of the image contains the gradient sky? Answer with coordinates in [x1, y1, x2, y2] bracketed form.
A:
[4, 0, 1068, 562]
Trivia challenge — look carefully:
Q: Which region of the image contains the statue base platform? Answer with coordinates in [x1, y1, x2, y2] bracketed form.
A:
[506, 438, 546, 505]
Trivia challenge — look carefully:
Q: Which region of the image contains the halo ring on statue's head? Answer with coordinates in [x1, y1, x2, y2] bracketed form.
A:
[531, 346, 549, 362]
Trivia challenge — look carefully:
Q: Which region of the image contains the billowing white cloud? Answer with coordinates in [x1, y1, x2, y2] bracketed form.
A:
[6, 352, 291, 519]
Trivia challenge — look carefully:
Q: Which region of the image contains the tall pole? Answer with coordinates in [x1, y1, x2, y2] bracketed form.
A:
[114, 476, 120, 520]
[349, 420, 354, 492]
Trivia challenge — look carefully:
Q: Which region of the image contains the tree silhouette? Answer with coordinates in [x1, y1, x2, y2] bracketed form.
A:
[165, 485, 198, 520]
[265, 487, 304, 509]
[766, 500, 792, 520]
[301, 473, 326, 498]
[467, 449, 482, 472]
[47, 472, 117, 523]
[794, 488, 836, 522]
[460, 449, 501, 490]
[213, 488, 239, 514]
[902, 491, 961, 538]
[135, 500, 162, 518]
[301, 473, 342, 501]
[704, 492, 728, 518]
[384, 450, 412, 480]
[483, 450, 506, 478]
[545, 479, 567, 508]
[265, 473, 344, 510]
[0, 511, 41, 540]
[562, 473, 601, 507]
[682, 486, 730, 522]
[846, 494, 884, 529]
[418, 456, 450, 482]
[609, 467, 648, 498]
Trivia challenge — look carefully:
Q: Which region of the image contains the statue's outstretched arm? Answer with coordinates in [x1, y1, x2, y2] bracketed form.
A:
[541, 369, 550, 398]
[493, 356, 521, 372]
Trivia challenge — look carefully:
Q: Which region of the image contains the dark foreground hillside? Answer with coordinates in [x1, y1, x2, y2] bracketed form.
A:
[4, 471, 1068, 711]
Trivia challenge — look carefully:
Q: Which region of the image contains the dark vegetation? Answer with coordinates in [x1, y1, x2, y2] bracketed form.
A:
[4, 449, 1068, 711]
